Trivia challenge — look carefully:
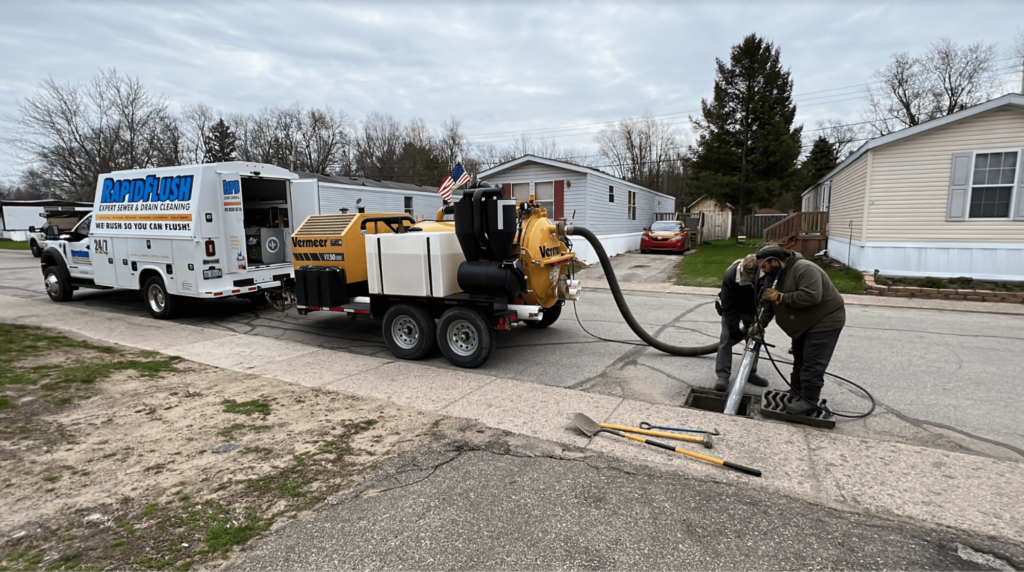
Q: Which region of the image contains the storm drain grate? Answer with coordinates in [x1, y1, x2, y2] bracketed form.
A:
[683, 387, 755, 418]
[760, 390, 835, 429]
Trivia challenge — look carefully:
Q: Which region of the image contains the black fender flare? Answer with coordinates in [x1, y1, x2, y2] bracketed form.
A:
[40, 247, 71, 279]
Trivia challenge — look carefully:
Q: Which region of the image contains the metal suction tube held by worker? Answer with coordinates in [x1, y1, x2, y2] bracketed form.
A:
[566, 225, 718, 357]
[724, 338, 759, 415]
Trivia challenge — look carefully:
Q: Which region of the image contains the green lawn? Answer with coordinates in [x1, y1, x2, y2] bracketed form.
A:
[676, 240, 866, 293]
[676, 239, 761, 288]
[0, 239, 31, 251]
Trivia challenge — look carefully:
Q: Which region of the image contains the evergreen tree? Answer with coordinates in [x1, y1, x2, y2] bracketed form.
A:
[690, 34, 802, 228]
[800, 136, 838, 188]
[204, 118, 237, 163]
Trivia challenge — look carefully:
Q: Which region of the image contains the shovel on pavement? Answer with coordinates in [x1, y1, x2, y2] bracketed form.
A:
[571, 413, 761, 477]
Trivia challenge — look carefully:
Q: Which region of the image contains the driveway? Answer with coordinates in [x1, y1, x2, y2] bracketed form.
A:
[575, 250, 684, 284]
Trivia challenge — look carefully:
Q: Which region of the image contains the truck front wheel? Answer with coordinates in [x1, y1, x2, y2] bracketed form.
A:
[44, 266, 73, 302]
[30, 240, 42, 258]
[437, 307, 495, 368]
[143, 276, 179, 320]
[382, 304, 436, 360]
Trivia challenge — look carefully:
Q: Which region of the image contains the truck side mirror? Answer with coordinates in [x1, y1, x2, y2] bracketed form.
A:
[28, 226, 36, 233]
[45, 225, 60, 240]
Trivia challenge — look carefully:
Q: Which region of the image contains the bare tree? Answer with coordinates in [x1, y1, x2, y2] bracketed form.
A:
[596, 111, 680, 191]
[297, 106, 353, 174]
[3, 68, 175, 200]
[355, 112, 405, 179]
[812, 119, 863, 161]
[1013, 28, 1024, 94]
[180, 103, 217, 163]
[861, 39, 1001, 135]
[436, 117, 466, 170]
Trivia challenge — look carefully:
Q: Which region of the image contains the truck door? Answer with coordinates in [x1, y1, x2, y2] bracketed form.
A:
[66, 214, 95, 279]
[288, 178, 319, 261]
[218, 171, 246, 274]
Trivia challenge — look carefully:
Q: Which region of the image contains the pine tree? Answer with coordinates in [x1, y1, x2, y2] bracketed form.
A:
[800, 136, 838, 187]
[204, 118, 237, 163]
[690, 34, 802, 228]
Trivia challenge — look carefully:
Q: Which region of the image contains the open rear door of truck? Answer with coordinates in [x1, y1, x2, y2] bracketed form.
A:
[218, 171, 246, 274]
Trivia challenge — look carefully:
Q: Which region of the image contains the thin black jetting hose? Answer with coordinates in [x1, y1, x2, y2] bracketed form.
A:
[567, 225, 718, 357]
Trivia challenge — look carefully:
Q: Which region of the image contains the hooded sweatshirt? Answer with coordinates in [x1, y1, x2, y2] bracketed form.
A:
[757, 252, 846, 339]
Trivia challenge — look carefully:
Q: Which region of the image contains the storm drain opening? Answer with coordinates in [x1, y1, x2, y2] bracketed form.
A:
[683, 387, 755, 418]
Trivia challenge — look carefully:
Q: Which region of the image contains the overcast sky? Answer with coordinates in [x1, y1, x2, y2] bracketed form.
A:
[1, 0, 1022, 183]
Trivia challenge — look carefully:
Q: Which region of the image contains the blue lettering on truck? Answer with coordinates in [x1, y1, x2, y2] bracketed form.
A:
[100, 175, 194, 203]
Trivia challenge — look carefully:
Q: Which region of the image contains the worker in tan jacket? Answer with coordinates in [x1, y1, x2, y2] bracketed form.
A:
[749, 245, 846, 416]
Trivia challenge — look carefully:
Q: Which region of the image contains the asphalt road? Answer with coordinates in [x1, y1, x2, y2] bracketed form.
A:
[4, 249, 1021, 462]
[228, 433, 1024, 571]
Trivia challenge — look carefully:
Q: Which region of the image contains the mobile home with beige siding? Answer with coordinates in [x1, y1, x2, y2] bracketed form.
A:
[805, 94, 1024, 281]
[479, 156, 675, 264]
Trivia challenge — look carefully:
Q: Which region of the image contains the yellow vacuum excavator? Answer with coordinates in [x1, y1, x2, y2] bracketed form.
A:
[288, 183, 581, 368]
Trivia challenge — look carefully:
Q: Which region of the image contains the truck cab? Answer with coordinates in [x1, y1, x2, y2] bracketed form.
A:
[39, 213, 97, 302]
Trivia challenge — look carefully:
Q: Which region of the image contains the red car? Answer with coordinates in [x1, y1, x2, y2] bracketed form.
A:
[640, 221, 691, 253]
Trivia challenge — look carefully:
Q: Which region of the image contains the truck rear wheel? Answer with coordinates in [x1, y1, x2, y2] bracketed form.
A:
[44, 266, 73, 302]
[525, 301, 562, 329]
[143, 276, 179, 320]
[437, 307, 495, 368]
[382, 304, 436, 360]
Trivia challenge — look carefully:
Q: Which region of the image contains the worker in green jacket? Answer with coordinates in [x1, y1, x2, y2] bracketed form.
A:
[748, 245, 846, 416]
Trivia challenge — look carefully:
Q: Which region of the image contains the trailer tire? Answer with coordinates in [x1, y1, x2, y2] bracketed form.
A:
[525, 301, 562, 329]
[30, 240, 42, 258]
[44, 266, 73, 302]
[437, 307, 494, 368]
[383, 304, 436, 360]
[143, 276, 179, 320]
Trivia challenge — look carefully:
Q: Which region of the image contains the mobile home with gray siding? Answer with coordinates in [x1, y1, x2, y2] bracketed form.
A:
[478, 156, 675, 263]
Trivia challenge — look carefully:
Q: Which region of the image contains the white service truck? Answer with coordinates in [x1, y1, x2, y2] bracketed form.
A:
[39, 162, 318, 318]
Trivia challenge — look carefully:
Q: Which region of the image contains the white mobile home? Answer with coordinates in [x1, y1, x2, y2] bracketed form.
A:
[804, 93, 1024, 281]
[297, 173, 447, 221]
[478, 155, 676, 263]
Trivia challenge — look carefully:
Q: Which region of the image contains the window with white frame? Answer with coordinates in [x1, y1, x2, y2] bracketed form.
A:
[510, 183, 530, 202]
[404, 196, 414, 215]
[609, 185, 614, 203]
[534, 181, 554, 215]
[969, 151, 1017, 218]
[627, 191, 637, 220]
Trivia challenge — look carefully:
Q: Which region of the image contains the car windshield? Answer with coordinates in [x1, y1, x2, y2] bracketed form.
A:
[650, 222, 682, 232]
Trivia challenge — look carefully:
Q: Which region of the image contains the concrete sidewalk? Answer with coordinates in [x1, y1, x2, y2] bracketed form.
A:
[1, 293, 1021, 547]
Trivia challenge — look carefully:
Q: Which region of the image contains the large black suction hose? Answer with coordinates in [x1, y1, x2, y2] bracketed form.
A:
[567, 225, 719, 357]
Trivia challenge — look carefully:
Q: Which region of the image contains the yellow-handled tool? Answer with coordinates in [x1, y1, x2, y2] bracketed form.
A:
[572, 413, 761, 477]
[600, 423, 713, 449]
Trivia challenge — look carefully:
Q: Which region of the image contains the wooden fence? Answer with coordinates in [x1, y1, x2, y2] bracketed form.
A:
[743, 214, 789, 239]
[699, 212, 732, 242]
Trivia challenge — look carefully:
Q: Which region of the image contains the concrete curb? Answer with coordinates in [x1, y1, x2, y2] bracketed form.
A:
[579, 279, 1024, 316]
[1, 293, 1021, 546]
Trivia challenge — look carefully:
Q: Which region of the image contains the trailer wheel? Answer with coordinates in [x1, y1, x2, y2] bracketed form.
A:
[525, 301, 562, 329]
[383, 304, 436, 360]
[44, 266, 73, 302]
[143, 276, 179, 320]
[30, 240, 42, 258]
[437, 307, 494, 368]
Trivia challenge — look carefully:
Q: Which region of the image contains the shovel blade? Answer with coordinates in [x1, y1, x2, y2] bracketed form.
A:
[571, 412, 602, 437]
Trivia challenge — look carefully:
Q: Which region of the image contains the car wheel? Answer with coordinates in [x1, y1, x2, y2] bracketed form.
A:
[44, 266, 73, 302]
[524, 301, 562, 329]
[382, 304, 436, 360]
[143, 276, 179, 320]
[30, 240, 42, 258]
[437, 307, 494, 368]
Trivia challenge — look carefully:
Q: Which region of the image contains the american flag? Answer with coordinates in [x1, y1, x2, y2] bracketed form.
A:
[437, 162, 471, 203]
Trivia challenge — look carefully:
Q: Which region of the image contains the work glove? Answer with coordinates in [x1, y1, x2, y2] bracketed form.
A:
[762, 288, 783, 305]
[748, 323, 764, 339]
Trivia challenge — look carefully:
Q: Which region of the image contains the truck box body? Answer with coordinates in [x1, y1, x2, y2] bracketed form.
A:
[84, 162, 318, 297]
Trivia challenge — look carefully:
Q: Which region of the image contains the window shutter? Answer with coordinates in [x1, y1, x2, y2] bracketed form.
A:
[554, 180, 564, 220]
[946, 152, 972, 221]
[1014, 150, 1024, 220]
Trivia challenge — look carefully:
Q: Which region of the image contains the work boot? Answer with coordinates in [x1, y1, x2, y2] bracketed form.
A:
[785, 392, 820, 416]
[714, 378, 729, 392]
[747, 373, 769, 387]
